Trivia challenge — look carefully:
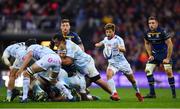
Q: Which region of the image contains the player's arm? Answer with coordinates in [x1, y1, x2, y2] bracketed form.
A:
[78, 44, 85, 51]
[73, 33, 85, 51]
[117, 45, 126, 52]
[165, 38, 173, 60]
[1, 51, 11, 67]
[95, 42, 103, 47]
[144, 38, 152, 56]
[116, 37, 126, 52]
[16, 51, 33, 77]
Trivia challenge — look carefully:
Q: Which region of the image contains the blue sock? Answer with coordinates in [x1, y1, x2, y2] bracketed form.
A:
[147, 75, 155, 95]
[168, 77, 176, 96]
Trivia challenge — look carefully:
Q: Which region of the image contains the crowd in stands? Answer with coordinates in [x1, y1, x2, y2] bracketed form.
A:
[0, 0, 179, 71]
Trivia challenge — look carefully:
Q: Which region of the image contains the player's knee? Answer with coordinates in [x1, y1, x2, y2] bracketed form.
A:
[24, 67, 34, 77]
[165, 69, 173, 77]
[145, 64, 155, 76]
[106, 69, 114, 79]
[164, 64, 172, 72]
[164, 64, 173, 77]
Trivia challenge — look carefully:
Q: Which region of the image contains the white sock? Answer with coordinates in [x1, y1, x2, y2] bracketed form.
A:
[107, 78, 117, 95]
[22, 77, 30, 100]
[7, 89, 12, 99]
[55, 82, 73, 99]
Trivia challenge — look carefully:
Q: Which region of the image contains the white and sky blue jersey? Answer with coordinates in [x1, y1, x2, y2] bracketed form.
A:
[27, 44, 56, 60]
[65, 40, 91, 68]
[4, 42, 26, 59]
[101, 35, 128, 64]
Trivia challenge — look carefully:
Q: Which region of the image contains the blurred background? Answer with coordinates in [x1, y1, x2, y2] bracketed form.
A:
[0, 0, 179, 75]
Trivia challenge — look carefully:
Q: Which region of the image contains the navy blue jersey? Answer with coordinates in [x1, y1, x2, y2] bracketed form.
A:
[65, 32, 82, 45]
[144, 27, 171, 52]
[144, 27, 172, 64]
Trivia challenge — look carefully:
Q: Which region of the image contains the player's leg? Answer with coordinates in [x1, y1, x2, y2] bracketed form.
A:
[57, 69, 80, 101]
[68, 73, 88, 100]
[121, 63, 143, 102]
[31, 78, 48, 101]
[163, 63, 176, 98]
[6, 58, 21, 102]
[124, 73, 143, 102]
[106, 64, 120, 100]
[22, 63, 44, 102]
[144, 62, 156, 98]
[6, 67, 18, 101]
[83, 58, 119, 100]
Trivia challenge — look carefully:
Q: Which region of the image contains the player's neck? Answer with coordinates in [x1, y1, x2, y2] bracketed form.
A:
[63, 31, 70, 36]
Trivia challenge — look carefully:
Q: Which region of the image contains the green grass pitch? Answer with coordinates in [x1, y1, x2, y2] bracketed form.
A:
[0, 87, 179, 108]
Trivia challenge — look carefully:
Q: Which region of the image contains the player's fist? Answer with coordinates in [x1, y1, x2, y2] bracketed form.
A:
[148, 56, 154, 61]
[163, 58, 170, 64]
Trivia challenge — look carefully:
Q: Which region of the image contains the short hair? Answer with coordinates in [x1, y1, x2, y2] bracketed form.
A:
[61, 19, 70, 24]
[104, 23, 115, 31]
[25, 38, 37, 47]
[148, 16, 158, 21]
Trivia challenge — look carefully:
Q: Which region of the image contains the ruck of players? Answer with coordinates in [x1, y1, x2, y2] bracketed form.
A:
[1, 17, 177, 103]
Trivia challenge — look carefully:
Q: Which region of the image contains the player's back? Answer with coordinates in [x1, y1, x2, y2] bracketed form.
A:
[65, 40, 91, 67]
[27, 44, 56, 60]
[5, 42, 26, 58]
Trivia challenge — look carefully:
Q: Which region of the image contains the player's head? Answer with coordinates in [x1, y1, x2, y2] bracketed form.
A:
[52, 33, 65, 47]
[53, 33, 66, 56]
[148, 16, 158, 31]
[25, 38, 37, 47]
[104, 23, 115, 40]
[60, 19, 70, 35]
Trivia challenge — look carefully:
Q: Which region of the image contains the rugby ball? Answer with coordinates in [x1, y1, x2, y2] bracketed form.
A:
[103, 47, 112, 59]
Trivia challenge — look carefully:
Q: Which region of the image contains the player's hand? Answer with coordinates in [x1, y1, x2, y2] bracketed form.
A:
[9, 66, 13, 70]
[95, 43, 99, 47]
[163, 58, 170, 64]
[15, 68, 23, 78]
[148, 56, 154, 61]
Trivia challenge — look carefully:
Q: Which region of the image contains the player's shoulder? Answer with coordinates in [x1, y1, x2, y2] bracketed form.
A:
[69, 31, 79, 37]
[66, 39, 76, 45]
[114, 35, 123, 42]
[6, 42, 19, 50]
[114, 35, 122, 39]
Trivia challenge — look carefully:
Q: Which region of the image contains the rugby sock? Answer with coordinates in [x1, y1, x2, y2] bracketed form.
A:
[107, 78, 117, 94]
[147, 75, 155, 95]
[56, 82, 73, 99]
[22, 77, 30, 100]
[7, 89, 12, 100]
[168, 77, 176, 96]
[132, 83, 140, 93]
